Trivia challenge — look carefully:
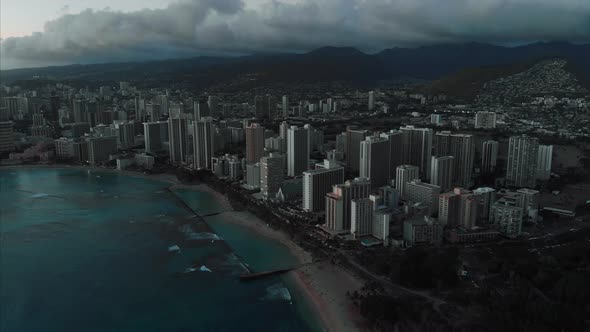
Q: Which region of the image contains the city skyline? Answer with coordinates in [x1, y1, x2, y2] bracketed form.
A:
[1, 2, 589, 331]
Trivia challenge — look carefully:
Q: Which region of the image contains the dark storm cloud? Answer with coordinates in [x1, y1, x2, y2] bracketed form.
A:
[1, 0, 589, 68]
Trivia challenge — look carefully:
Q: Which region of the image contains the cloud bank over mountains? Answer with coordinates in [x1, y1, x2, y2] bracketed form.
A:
[1, 0, 589, 69]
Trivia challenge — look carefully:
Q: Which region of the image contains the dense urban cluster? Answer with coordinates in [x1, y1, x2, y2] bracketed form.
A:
[1, 78, 589, 330]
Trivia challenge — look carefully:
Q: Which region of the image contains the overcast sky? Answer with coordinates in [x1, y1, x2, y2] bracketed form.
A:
[1, 0, 589, 69]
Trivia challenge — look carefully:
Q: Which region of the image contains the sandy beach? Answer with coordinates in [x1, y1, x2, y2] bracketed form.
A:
[187, 188, 366, 332]
[3, 164, 367, 331]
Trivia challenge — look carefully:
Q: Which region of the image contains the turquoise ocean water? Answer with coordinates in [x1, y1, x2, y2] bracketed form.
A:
[0, 168, 320, 332]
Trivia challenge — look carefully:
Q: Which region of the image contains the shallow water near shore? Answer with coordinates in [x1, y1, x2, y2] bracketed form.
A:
[0, 168, 321, 332]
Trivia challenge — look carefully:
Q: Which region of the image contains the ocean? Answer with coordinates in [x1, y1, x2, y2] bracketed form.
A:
[0, 168, 320, 332]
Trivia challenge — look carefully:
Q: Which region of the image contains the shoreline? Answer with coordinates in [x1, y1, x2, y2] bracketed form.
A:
[3, 164, 366, 332]
[181, 182, 365, 332]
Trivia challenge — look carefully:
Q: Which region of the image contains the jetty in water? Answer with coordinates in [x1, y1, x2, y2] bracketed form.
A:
[239, 267, 297, 281]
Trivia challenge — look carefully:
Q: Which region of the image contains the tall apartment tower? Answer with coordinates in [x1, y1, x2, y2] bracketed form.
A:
[536, 145, 553, 180]
[395, 165, 420, 199]
[351, 198, 373, 238]
[474, 111, 497, 129]
[380, 130, 403, 180]
[481, 140, 499, 173]
[194, 100, 209, 120]
[147, 103, 162, 122]
[115, 121, 135, 149]
[260, 154, 285, 200]
[507, 135, 539, 188]
[360, 136, 390, 189]
[400, 126, 433, 179]
[438, 188, 477, 228]
[207, 96, 219, 118]
[438, 190, 461, 226]
[287, 126, 310, 177]
[245, 123, 265, 164]
[430, 156, 454, 192]
[279, 121, 289, 155]
[325, 178, 371, 232]
[459, 193, 478, 229]
[254, 95, 274, 119]
[368, 91, 375, 111]
[193, 119, 215, 170]
[434, 131, 474, 187]
[405, 180, 441, 215]
[0, 121, 14, 152]
[143, 123, 162, 152]
[346, 127, 369, 172]
[303, 160, 345, 212]
[281, 95, 289, 118]
[473, 187, 496, 223]
[168, 117, 188, 164]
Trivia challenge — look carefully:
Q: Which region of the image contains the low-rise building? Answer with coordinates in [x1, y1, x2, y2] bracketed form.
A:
[403, 216, 443, 246]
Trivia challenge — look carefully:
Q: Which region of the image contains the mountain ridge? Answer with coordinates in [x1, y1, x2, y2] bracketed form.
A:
[1, 42, 589, 89]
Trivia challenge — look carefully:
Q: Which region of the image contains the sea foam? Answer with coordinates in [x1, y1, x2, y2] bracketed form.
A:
[262, 283, 292, 302]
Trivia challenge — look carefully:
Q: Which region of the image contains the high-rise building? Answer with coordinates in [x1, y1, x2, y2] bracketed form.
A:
[265, 137, 285, 154]
[379, 184, 400, 210]
[207, 96, 219, 118]
[287, 126, 309, 177]
[517, 188, 540, 223]
[481, 140, 499, 173]
[88, 136, 118, 165]
[146, 103, 161, 122]
[438, 187, 479, 228]
[254, 95, 274, 119]
[0, 121, 14, 152]
[475, 111, 497, 129]
[54, 138, 74, 159]
[536, 145, 553, 180]
[134, 97, 144, 121]
[245, 123, 265, 164]
[368, 91, 375, 111]
[336, 132, 347, 156]
[193, 119, 215, 169]
[303, 160, 345, 212]
[490, 194, 523, 238]
[434, 131, 474, 187]
[372, 208, 392, 243]
[400, 126, 433, 179]
[168, 117, 188, 164]
[459, 193, 478, 229]
[507, 135, 539, 188]
[438, 190, 461, 226]
[395, 165, 420, 199]
[360, 136, 390, 189]
[159, 95, 169, 114]
[0, 107, 8, 121]
[351, 198, 373, 238]
[473, 187, 496, 224]
[72, 141, 89, 162]
[405, 180, 441, 215]
[194, 100, 209, 120]
[431, 113, 443, 125]
[430, 156, 454, 192]
[115, 121, 135, 149]
[260, 154, 285, 200]
[282, 95, 289, 117]
[325, 178, 371, 232]
[246, 163, 261, 189]
[346, 127, 369, 172]
[143, 121, 166, 152]
[380, 130, 403, 180]
[73, 99, 85, 123]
